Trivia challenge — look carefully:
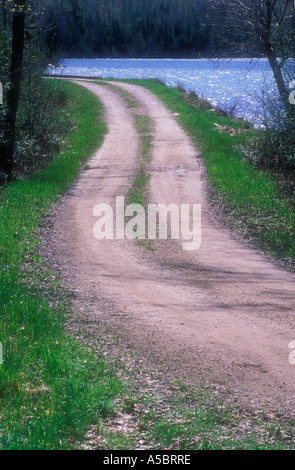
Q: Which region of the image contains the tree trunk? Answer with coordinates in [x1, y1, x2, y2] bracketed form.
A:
[266, 47, 295, 122]
[262, 0, 295, 122]
[0, 0, 26, 179]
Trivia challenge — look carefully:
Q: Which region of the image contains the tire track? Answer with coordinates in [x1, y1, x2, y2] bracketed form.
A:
[49, 80, 295, 417]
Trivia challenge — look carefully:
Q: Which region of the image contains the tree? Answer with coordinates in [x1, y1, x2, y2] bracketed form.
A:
[209, 0, 295, 121]
[0, 0, 26, 179]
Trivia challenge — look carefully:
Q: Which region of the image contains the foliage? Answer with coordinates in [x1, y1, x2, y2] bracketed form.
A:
[0, 3, 68, 180]
[208, 0, 295, 172]
[242, 88, 295, 173]
[14, 41, 72, 177]
[25, 0, 243, 58]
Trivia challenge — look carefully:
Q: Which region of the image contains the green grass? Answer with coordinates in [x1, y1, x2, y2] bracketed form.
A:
[147, 391, 291, 450]
[94, 81, 153, 207]
[94, 343, 295, 451]
[126, 113, 154, 207]
[125, 99, 154, 251]
[0, 80, 123, 449]
[121, 79, 295, 269]
[95, 81, 155, 250]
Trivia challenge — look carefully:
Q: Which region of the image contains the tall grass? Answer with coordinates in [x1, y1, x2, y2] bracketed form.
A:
[0, 80, 123, 449]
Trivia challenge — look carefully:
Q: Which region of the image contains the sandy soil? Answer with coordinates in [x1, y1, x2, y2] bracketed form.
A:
[48, 80, 295, 418]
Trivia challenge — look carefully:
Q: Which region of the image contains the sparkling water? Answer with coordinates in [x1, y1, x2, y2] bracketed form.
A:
[47, 58, 277, 126]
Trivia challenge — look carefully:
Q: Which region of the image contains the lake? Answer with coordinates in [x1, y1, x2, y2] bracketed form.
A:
[47, 58, 277, 126]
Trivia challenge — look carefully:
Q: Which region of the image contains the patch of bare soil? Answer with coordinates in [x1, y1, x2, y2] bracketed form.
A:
[46, 80, 295, 422]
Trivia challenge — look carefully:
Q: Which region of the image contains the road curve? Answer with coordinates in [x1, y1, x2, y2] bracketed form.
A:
[49, 80, 295, 417]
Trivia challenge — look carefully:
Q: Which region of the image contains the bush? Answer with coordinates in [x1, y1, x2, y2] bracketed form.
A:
[241, 67, 295, 174]
[14, 39, 71, 177]
[0, 26, 70, 181]
[183, 90, 214, 110]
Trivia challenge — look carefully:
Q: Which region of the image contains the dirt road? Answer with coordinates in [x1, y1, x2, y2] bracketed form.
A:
[49, 80, 295, 417]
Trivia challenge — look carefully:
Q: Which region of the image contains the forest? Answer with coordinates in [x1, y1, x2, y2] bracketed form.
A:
[23, 0, 261, 58]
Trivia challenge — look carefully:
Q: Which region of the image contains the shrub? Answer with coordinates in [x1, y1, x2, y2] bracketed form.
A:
[241, 64, 295, 174]
[0, 27, 69, 181]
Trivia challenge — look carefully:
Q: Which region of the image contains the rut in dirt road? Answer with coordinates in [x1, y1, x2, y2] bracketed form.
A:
[49, 80, 295, 417]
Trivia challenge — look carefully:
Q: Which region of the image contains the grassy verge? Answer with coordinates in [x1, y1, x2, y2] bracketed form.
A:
[122, 79, 294, 270]
[0, 80, 123, 449]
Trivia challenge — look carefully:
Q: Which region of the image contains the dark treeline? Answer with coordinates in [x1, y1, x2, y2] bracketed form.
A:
[24, 0, 257, 58]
